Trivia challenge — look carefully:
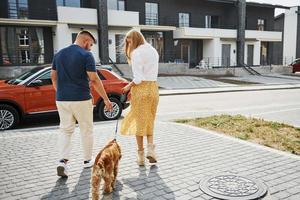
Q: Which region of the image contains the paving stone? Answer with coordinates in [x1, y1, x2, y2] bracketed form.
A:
[1, 122, 300, 199]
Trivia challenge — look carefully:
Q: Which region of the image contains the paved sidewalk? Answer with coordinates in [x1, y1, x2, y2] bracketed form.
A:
[158, 76, 235, 89]
[157, 75, 300, 90]
[1, 121, 300, 200]
[223, 75, 300, 85]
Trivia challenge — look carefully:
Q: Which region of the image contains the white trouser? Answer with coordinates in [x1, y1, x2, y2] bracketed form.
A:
[56, 99, 93, 161]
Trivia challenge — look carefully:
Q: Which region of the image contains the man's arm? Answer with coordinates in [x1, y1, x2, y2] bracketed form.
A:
[51, 69, 57, 91]
[87, 71, 112, 111]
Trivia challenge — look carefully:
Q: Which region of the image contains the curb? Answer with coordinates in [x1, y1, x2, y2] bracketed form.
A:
[159, 84, 300, 96]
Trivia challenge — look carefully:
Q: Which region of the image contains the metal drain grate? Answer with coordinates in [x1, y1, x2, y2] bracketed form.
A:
[199, 174, 268, 200]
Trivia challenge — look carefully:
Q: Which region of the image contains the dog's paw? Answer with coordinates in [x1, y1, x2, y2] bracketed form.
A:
[103, 187, 113, 194]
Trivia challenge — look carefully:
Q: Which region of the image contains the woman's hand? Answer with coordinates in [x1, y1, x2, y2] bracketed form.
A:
[122, 82, 133, 93]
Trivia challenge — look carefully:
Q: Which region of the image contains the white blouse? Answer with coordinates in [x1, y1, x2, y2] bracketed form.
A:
[131, 43, 159, 85]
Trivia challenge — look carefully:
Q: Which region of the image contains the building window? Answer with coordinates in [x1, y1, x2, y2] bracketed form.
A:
[1, 27, 45, 66]
[20, 50, 30, 63]
[145, 2, 158, 25]
[56, 0, 81, 7]
[108, 0, 125, 10]
[257, 19, 265, 31]
[8, 0, 28, 19]
[19, 29, 29, 46]
[178, 13, 190, 27]
[205, 15, 219, 28]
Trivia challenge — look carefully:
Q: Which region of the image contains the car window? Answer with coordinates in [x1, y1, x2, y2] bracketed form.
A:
[97, 71, 106, 80]
[37, 71, 52, 85]
[7, 67, 44, 85]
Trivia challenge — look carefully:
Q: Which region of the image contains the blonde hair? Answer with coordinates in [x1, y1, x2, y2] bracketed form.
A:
[124, 30, 145, 63]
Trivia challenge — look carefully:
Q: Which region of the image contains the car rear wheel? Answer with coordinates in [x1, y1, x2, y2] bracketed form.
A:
[98, 97, 122, 120]
[0, 105, 20, 130]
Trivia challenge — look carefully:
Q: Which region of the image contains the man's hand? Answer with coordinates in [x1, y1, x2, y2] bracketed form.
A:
[104, 99, 113, 112]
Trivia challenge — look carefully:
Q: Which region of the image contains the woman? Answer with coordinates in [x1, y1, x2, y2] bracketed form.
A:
[120, 30, 159, 166]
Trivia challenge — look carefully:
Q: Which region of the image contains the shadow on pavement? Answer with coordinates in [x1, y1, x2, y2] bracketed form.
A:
[41, 178, 69, 199]
[100, 180, 123, 200]
[123, 165, 175, 199]
[41, 168, 91, 199]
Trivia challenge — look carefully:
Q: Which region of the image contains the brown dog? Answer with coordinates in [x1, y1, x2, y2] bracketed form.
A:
[91, 139, 121, 200]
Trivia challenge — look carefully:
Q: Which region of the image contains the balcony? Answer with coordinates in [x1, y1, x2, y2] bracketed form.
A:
[174, 27, 282, 41]
[108, 10, 139, 27]
[245, 30, 282, 42]
[173, 27, 236, 39]
[57, 6, 97, 25]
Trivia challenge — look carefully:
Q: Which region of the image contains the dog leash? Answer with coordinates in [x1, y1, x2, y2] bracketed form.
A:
[114, 119, 119, 140]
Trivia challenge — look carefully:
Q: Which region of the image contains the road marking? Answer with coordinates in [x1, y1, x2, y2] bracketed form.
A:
[251, 107, 300, 116]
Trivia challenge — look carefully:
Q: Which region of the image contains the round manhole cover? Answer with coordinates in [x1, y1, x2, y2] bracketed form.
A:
[199, 174, 268, 200]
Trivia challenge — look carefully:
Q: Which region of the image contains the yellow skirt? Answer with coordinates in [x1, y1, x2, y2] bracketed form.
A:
[120, 81, 159, 136]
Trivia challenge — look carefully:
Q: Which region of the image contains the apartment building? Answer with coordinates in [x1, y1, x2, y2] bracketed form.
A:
[274, 6, 300, 65]
[0, 0, 287, 68]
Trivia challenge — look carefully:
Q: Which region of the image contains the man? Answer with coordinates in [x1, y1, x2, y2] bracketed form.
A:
[51, 30, 113, 178]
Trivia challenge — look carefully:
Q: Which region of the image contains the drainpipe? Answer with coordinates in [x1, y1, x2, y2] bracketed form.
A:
[97, 0, 109, 64]
[237, 0, 246, 67]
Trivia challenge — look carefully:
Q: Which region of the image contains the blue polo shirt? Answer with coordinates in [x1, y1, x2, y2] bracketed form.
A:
[52, 44, 96, 101]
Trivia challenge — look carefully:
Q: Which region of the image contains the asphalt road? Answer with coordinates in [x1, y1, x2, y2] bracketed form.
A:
[11, 88, 300, 130]
[156, 88, 300, 127]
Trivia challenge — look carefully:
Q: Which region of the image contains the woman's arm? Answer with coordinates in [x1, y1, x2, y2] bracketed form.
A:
[123, 50, 144, 93]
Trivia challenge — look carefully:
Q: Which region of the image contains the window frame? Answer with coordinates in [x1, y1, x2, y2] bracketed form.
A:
[8, 0, 28, 19]
[178, 12, 190, 27]
[145, 2, 159, 25]
[257, 18, 265, 31]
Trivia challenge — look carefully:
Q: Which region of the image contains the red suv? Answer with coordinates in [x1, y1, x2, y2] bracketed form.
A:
[0, 67, 130, 130]
[291, 58, 300, 73]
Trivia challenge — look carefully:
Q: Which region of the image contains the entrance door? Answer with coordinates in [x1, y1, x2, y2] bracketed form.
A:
[143, 31, 164, 62]
[247, 45, 254, 66]
[261, 42, 268, 65]
[222, 44, 231, 67]
[181, 44, 190, 63]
